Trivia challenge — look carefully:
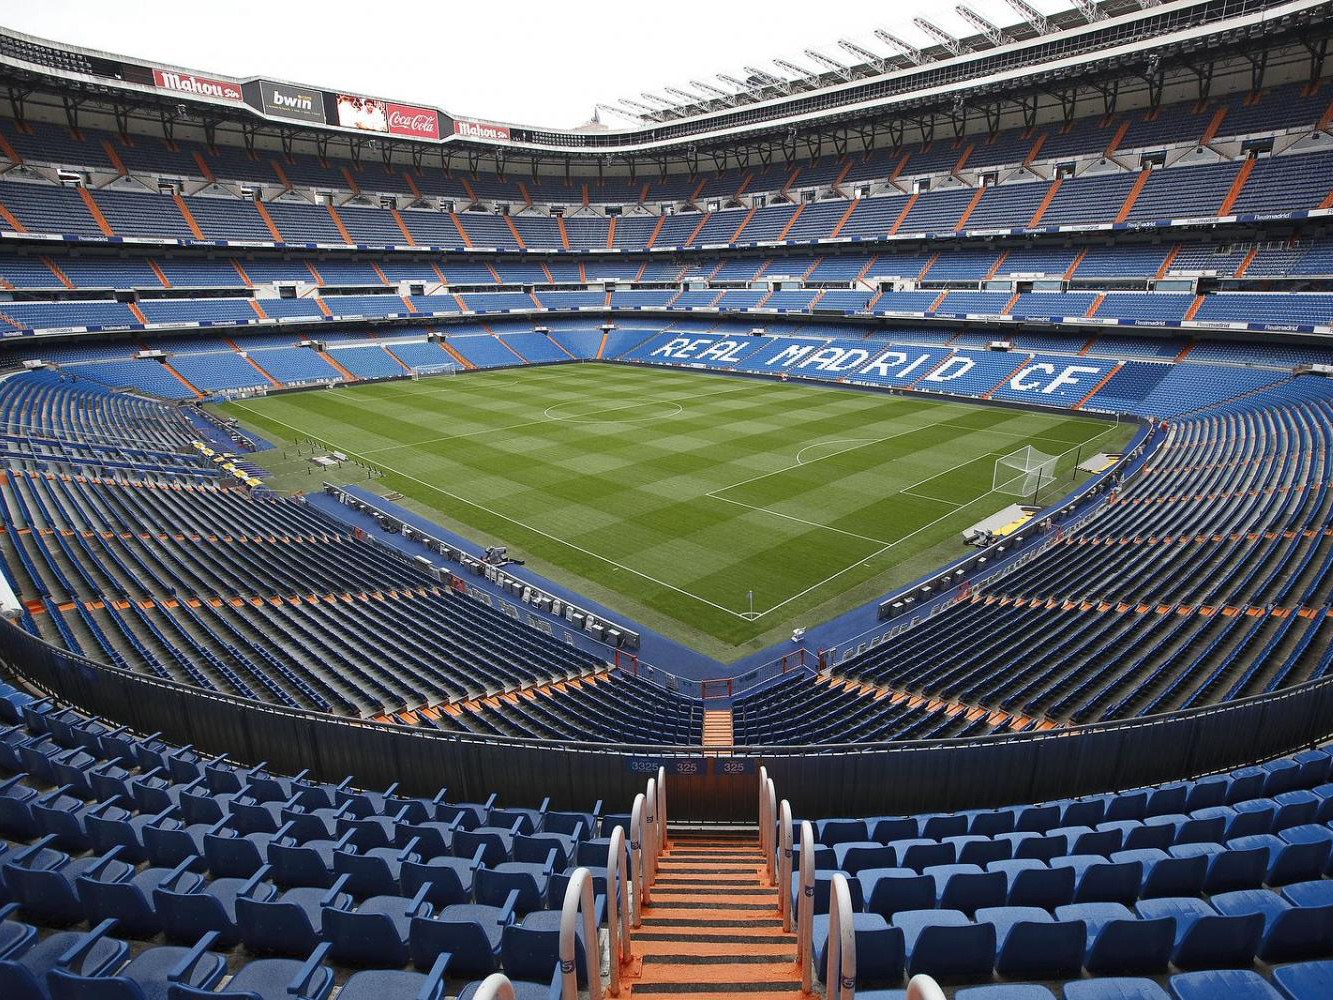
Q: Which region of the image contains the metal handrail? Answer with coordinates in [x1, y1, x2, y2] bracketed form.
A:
[826, 872, 856, 1000]
[629, 792, 647, 927]
[762, 773, 773, 880]
[469, 975, 517, 1000]
[777, 799, 794, 932]
[559, 868, 601, 1000]
[656, 765, 668, 852]
[644, 776, 659, 887]
[606, 825, 632, 996]
[796, 819, 816, 994]
[907, 974, 947, 1000]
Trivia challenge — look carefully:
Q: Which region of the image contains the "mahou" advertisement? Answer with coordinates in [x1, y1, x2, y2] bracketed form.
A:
[453, 120, 511, 142]
[153, 69, 242, 103]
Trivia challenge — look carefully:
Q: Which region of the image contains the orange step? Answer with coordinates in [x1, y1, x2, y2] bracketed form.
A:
[389, 208, 416, 246]
[0, 197, 27, 233]
[1200, 107, 1228, 145]
[1217, 157, 1255, 216]
[701, 709, 733, 747]
[318, 350, 358, 381]
[829, 198, 859, 238]
[1155, 245, 1180, 279]
[325, 203, 353, 243]
[253, 200, 283, 242]
[1028, 178, 1062, 227]
[503, 215, 526, 249]
[239, 351, 282, 388]
[1103, 120, 1130, 158]
[683, 212, 711, 248]
[645, 215, 666, 249]
[41, 257, 74, 289]
[729, 205, 757, 243]
[888, 192, 918, 235]
[627, 839, 801, 1000]
[1073, 362, 1122, 410]
[161, 362, 204, 399]
[438, 339, 474, 369]
[1114, 170, 1151, 223]
[77, 187, 115, 237]
[449, 213, 473, 248]
[775, 203, 804, 241]
[173, 194, 205, 239]
[954, 186, 986, 230]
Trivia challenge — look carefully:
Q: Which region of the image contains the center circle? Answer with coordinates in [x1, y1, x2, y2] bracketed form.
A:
[544, 399, 684, 424]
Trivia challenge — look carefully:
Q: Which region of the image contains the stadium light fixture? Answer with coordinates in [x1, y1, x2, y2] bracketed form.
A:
[689, 80, 739, 106]
[743, 66, 793, 94]
[913, 17, 968, 55]
[955, 5, 1013, 46]
[804, 49, 854, 81]
[874, 29, 931, 65]
[837, 38, 891, 74]
[595, 103, 645, 125]
[772, 61, 818, 91]
[618, 97, 660, 114]
[1003, 0, 1052, 34]
[1070, 0, 1108, 23]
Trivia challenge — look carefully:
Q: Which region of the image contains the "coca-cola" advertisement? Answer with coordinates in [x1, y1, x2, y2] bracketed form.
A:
[386, 103, 440, 140]
[153, 69, 242, 103]
[336, 94, 441, 140]
[452, 120, 511, 142]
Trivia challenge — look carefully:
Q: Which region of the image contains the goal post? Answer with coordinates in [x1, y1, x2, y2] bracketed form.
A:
[410, 362, 459, 380]
[993, 445, 1058, 498]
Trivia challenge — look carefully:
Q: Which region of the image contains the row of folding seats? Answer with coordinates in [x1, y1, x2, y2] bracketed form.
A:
[0, 682, 607, 998]
[788, 744, 1333, 993]
[3, 149, 1330, 251]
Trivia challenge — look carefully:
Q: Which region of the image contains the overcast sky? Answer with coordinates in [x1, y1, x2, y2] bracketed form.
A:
[6, 0, 1072, 129]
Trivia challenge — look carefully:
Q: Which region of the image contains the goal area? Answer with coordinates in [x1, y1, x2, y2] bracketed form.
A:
[410, 363, 460, 380]
[993, 445, 1058, 498]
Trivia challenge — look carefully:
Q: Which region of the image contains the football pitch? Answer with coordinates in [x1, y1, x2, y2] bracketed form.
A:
[217, 363, 1133, 659]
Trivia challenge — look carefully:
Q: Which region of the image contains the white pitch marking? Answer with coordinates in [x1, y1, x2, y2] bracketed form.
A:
[794, 438, 881, 466]
[543, 399, 684, 423]
[229, 370, 1123, 624]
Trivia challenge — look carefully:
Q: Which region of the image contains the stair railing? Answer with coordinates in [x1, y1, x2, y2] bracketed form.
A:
[606, 824, 633, 996]
[559, 867, 602, 1000]
[795, 818, 816, 993]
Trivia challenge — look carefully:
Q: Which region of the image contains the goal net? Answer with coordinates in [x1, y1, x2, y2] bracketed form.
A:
[993, 445, 1058, 498]
[410, 363, 459, 380]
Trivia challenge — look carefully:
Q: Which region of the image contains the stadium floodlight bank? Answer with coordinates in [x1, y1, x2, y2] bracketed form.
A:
[994, 445, 1058, 498]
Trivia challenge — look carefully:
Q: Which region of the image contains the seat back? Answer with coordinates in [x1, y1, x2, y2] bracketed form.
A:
[323, 906, 410, 967]
[235, 895, 319, 956]
[1085, 916, 1174, 975]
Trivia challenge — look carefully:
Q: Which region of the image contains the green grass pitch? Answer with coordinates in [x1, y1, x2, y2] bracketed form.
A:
[217, 363, 1133, 660]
